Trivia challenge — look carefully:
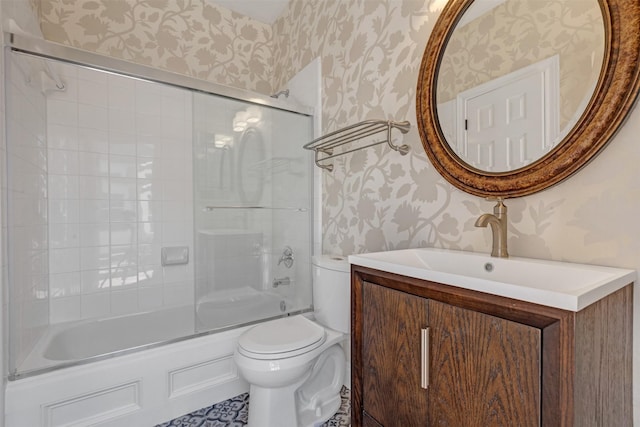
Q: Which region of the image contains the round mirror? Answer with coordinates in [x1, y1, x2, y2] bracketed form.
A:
[417, 0, 640, 197]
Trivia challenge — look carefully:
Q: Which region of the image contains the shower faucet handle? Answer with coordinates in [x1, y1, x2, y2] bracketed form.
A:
[277, 246, 294, 268]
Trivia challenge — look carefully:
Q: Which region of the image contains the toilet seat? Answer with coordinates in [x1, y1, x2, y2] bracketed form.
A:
[238, 316, 327, 360]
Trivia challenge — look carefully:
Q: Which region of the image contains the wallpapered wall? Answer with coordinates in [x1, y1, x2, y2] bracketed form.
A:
[31, 0, 640, 419]
[40, 0, 274, 93]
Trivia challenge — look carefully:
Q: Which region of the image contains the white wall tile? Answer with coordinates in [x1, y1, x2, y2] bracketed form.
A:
[137, 134, 162, 158]
[110, 267, 138, 288]
[49, 223, 80, 249]
[49, 199, 80, 224]
[80, 246, 110, 271]
[137, 156, 161, 179]
[49, 248, 80, 274]
[163, 179, 188, 202]
[78, 176, 109, 200]
[162, 201, 185, 222]
[47, 99, 78, 126]
[137, 201, 162, 222]
[110, 245, 137, 269]
[138, 222, 161, 245]
[109, 131, 136, 156]
[109, 154, 137, 178]
[108, 84, 135, 112]
[137, 266, 162, 287]
[162, 222, 190, 244]
[78, 104, 108, 130]
[80, 269, 110, 293]
[136, 113, 162, 136]
[78, 151, 109, 176]
[110, 200, 137, 223]
[48, 124, 78, 150]
[48, 175, 79, 199]
[110, 223, 138, 246]
[110, 177, 137, 201]
[79, 200, 109, 223]
[50, 296, 81, 323]
[78, 128, 109, 154]
[78, 78, 107, 106]
[48, 149, 79, 175]
[109, 109, 137, 135]
[137, 178, 162, 201]
[79, 223, 110, 247]
[49, 272, 81, 298]
[135, 82, 163, 115]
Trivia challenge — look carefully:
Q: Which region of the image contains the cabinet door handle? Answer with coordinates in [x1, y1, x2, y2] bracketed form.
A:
[421, 327, 429, 389]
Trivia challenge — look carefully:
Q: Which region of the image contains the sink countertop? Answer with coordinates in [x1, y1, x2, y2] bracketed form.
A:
[348, 248, 636, 312]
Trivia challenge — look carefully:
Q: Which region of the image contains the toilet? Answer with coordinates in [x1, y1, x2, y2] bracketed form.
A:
[234, 255, 350, 427]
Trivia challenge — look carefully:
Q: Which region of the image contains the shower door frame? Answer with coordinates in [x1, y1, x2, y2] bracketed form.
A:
[7, 33, 312, 116]
[4, 32, 316, 380]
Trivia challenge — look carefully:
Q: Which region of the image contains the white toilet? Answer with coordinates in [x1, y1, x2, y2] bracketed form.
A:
[234, 255, 350, 427]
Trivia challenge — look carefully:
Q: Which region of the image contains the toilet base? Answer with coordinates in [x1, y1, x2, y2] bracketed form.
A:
[245, 344, 346, 427]
[247, 381, 303, 427]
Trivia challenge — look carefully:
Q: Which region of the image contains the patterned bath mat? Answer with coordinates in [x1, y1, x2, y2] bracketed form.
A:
[156, 386, 351, 427]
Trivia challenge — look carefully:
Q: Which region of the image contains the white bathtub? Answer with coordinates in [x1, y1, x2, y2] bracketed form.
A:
[6, 290, 306, 427]
[17, 288, 291, 373]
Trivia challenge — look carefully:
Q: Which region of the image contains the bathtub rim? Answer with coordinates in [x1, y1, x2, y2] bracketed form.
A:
[9, 306, 313, 381]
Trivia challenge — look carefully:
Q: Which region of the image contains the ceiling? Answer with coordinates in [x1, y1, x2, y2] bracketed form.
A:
[210, 0, 291, 24]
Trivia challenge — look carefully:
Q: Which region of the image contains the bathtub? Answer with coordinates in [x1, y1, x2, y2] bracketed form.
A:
[6, 289, 307, 427]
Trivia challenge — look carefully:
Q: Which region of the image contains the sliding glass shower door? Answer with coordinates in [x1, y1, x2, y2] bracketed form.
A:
[193, 93, 314, 333]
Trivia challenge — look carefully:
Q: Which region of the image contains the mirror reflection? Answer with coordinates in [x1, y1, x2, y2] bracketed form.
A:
[436, 0, 604, 172]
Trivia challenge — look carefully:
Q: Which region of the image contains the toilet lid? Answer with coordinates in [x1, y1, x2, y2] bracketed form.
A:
[238, 316, 326, 356]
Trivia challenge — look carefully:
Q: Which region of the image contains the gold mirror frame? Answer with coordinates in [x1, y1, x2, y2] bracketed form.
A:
[417, 0, 640, 198]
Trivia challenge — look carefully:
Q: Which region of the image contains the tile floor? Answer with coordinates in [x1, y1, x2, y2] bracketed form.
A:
[156, 386, 351, 427]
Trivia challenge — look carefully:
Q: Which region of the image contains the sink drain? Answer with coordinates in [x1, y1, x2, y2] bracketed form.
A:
[484, 262, 494, 272]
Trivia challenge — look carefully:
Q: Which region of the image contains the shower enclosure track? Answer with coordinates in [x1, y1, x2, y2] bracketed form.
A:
[6, 32, 313, 117]
[203, 206, 308, 211]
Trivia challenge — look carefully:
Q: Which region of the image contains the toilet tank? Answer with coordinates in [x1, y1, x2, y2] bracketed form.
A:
[312, 255, 350, 334]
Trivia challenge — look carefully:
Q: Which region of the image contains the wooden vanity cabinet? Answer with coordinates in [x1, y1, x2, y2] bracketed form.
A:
[351, 265, 633, 427]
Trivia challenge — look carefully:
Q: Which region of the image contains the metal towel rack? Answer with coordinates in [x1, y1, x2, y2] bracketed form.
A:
[303, 119, 411, 171]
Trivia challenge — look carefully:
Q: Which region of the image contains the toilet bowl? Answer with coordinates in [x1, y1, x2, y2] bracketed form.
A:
[234, 255, 350, 427]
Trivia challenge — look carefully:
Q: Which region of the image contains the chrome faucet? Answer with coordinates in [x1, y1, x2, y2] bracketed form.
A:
[475, 198, 509, 258]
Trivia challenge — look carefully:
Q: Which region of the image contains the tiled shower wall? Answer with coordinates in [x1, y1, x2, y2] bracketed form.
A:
[45, 61, 194, 323]
[5, 53, 49, 369]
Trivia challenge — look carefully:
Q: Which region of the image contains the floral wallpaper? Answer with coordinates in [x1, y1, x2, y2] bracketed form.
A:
[39, 0, 274, 93]
[273, 0, 447, 255]
[22, 0, 640, 419]
[437, 0, 604, 133]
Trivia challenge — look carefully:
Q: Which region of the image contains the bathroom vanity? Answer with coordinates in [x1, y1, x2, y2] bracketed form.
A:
[349, 249, 635, 427]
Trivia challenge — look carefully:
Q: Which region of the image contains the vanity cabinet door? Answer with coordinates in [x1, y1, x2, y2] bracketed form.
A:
[362, 281, 429, 426]
[359, 281, 541, 427]
[428, 299, 541, 426]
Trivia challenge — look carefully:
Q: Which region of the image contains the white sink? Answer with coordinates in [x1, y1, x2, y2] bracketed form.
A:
[348, 248, 635, 311]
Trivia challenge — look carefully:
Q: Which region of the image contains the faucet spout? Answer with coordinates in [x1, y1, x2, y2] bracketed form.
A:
[475, 199, 509, 258]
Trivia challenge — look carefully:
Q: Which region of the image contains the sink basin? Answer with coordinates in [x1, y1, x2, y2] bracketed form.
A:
[348, 248, 635, 311]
